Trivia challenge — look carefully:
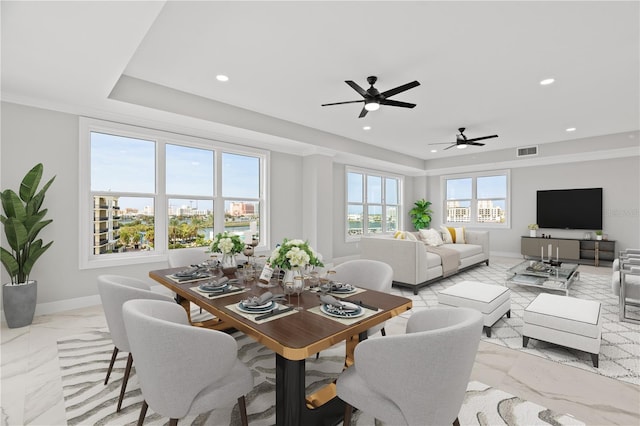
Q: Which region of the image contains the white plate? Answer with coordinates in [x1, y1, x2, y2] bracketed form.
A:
[237, 301, 276, 314]
[330, 285, 356, 294]
[321, 302, 364, 318]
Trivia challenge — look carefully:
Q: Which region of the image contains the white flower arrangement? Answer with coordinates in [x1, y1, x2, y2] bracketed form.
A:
[210, 232, 244, 255]
[268, 238, 324, 270]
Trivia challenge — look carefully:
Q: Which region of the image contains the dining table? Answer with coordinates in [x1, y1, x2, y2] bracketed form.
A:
[149, 266, 412, 426]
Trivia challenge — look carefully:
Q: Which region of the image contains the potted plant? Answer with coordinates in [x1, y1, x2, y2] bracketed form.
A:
[528, 224, 539, 237]
[595, 230, 603, 240]
[409, 199, 433, 230]
[1, 163, 55, 328]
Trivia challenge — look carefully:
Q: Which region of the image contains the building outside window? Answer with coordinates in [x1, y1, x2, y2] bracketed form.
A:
[442, 170, 510, 227]
[346, 167, 402, 239]
[79, 118, 267, 269]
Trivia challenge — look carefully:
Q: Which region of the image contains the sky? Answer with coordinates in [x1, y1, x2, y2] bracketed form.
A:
[91, 132, 260, 212]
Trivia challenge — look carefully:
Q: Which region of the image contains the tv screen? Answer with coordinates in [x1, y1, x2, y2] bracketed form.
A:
[536, 188, 603, 230]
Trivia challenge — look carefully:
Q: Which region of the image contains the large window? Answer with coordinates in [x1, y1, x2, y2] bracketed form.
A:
[346, 167, 402, 239]
[442, 170, 510, 227]
[79, 118, 268, 268]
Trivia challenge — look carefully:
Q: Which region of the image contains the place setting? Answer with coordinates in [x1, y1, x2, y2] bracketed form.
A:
[228, 291, 298, 323]
[307, 294, 380, 324]
[190, 277, 246, 299]
[168, 265, 213, 283]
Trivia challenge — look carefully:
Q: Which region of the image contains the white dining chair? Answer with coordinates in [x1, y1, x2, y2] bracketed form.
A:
[336, 307, 483, 425]
[97, 274, 175, 412]
[122, 299, 253, 426]
[168, 247, 211, 268]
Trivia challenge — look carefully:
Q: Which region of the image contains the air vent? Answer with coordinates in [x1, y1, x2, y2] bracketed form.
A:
[517, 146, 538, 157]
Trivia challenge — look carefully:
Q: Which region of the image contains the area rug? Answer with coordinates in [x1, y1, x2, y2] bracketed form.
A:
[398, 262, 640, 385]
[58, 329, 584, 426]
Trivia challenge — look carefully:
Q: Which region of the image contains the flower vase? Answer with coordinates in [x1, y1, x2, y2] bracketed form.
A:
[529, 230, 537, 237]
[221, 253, 238, 276]
[282, 268, 303, 284]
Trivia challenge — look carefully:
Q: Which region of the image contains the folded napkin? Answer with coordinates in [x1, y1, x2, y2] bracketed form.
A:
[174, 267, 200, 278]
[331, 282, 353, 291]
[242, 291, 285, 307]
[320, 295, 358, 312]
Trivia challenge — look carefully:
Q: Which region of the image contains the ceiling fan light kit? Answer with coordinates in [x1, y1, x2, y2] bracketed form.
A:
[322, 76, 420, 118]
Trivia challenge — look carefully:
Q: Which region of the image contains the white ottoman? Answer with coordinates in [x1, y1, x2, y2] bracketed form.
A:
[438, 281, 511, 337]
[523, 293, 602, 367]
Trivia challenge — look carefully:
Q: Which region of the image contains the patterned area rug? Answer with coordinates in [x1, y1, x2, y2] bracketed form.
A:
[402, 263, 640, 384]
[58, 329, 584, 426]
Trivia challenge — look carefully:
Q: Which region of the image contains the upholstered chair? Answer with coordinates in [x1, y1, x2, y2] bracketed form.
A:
[332, 259, 393, 336]
[167, 247, 210, 268]
[336, 307, 483, 426]
[96, 274, 174, 412]
[122, 299, 253, 426]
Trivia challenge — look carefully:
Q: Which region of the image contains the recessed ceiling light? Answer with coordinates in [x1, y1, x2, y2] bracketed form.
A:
[566, 127, 576, 132]
[363, 126, 371, 131]
[540, 78, 555, 86]
[216, 75, 229, 82]
[430, 149, 437, 153]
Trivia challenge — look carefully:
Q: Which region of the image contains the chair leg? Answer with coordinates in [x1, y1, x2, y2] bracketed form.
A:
[117, 353, 134, 412]
[137, 400, 148, 426]
[104, 346, 119, 385]
[453, 417, 461, 426]
[169, 420, 178, 426]
[238, 396, 249, 426]
[316, 352, 320, 360]
[381, 327, 386, 336]
[343, 403, 353, 425]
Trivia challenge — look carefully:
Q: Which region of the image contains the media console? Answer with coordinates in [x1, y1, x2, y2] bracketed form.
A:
[521, 236, 615, 267]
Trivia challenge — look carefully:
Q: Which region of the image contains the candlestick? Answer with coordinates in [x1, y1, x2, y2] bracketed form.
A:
[541, 246, 544, 261]
[556, 247, 559, 261]
[548, 244, 552, 259]
[249, 221, 257, 233]
[244, 230, 253, 243]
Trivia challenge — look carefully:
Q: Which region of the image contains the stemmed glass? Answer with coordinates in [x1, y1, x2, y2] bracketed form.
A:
[293, 276, 304, 311]
[283, 280, 295, 307]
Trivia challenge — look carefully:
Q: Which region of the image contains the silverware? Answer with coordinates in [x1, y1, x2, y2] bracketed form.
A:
[353, 300, 378, 311]
[255, 306, 294, 321]
[207, 287, 244, 298]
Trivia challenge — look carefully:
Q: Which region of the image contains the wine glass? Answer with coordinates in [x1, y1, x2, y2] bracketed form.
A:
[283, 280, 295, 307]
[293, 276, 304, 310]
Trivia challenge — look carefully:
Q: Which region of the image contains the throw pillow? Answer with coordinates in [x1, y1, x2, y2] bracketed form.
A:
[440, 225, 454, 244]
[419, 229, 443, 246]
[447, 226, 466, 244]
[405, 232, 419, 242]
[393, 231, 406, 240]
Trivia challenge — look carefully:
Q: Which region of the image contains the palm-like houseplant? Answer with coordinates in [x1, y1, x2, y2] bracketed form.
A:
[1, 163, 55, 327]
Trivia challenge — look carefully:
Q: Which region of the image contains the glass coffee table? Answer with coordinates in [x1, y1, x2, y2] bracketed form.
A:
[506, 260, 580, 296]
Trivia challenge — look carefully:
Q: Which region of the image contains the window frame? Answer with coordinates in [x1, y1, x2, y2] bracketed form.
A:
[79, 117, 269, 269]
[441, 169, 511, 228]
[345, 166, 403, 242]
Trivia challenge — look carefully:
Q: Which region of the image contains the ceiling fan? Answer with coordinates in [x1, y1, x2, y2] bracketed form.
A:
[430, 127, 499, 150]
[321, 76, 420, 118]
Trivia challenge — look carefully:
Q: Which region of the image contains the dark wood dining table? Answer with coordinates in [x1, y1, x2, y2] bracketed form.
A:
[149, 267, 412, 426]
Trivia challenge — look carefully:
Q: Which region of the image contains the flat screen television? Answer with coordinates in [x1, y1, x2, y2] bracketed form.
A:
[536, 188, 603, 230]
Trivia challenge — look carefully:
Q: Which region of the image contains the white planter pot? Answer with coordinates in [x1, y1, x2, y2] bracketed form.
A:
[596, 235, 603, 240]
[529, 230, 537, 237]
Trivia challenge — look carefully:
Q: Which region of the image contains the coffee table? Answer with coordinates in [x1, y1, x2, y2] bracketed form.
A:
[505, 260, 580, 296]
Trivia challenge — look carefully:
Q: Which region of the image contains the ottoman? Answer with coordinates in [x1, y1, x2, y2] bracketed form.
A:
[438, 281, 511, 337]
[523, 293, 602, 367]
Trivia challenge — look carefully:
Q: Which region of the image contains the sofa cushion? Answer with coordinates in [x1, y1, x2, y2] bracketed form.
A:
[441, 243, 483, 258]
[448, 227, 466, 244]
[440, 226, 454, 244]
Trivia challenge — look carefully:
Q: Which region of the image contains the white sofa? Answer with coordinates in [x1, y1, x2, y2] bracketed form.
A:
[360, 230, 490, 294]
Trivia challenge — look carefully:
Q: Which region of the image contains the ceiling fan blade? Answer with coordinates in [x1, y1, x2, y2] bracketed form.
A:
[465, 135, 498, 143]
[379, 99, 416, 108]
[467, 142, 486, 146]
[443, 144, 456, 150]
[345, 80, 368, 97]
[358, 107, 368, 118]
[321, 100, 364, 107]
[380, 81, 420, 98]
[429, 142, 456, 145]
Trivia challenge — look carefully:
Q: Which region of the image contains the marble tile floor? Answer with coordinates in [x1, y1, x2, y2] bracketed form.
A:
[2, 258, 639, 426]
